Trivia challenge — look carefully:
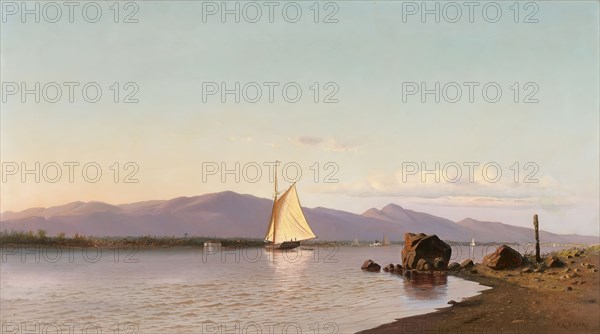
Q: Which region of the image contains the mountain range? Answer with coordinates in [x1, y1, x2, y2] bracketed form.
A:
[1, 191, 598, 244]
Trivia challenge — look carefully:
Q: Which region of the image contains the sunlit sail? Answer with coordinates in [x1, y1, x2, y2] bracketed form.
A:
[264, 165, 316, 250]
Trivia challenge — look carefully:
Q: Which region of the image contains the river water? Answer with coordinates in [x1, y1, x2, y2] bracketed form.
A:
[1, 245, 498, 333]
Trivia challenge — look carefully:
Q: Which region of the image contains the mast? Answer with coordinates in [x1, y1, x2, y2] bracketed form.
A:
[272, 162, 278, 247]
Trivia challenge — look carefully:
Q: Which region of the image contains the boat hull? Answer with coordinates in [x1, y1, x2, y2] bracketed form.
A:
[265, 241, 301, 250]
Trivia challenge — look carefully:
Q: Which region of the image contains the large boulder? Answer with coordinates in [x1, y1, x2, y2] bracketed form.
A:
[361, 259, 381, 272]
[483, 245, 523, 270]
[401, 233, 451, 270]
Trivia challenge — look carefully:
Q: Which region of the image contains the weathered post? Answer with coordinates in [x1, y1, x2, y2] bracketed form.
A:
[533, 214, 541, 262]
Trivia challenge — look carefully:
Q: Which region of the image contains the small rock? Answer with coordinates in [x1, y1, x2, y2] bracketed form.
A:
[447, 262, 460, 271]
[522, 268, 533, 273]
[416, 258, 429, 271]
[470, 269, 478, 274]
[395, 264, 403, 272]
[460, 259, 474, 269]
[563, 268, 571, 273]
[544, 255, 565, 268]
[433, 257, 447, 270]
[574, 268, 580, 273]
[565, 286, 573, 291]
[361, 259, 381, 272]
[591, 269, 598, 273]
[447, 300, 457, 305]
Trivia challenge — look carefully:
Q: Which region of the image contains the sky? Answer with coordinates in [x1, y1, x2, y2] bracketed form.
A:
[1, 1, 598, 236]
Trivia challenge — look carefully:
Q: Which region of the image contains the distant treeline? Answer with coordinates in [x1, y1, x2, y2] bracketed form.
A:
[0, 230, 265, 248]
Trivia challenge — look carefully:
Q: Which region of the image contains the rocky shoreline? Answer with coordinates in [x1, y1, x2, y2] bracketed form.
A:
[359, 245, 600, 334]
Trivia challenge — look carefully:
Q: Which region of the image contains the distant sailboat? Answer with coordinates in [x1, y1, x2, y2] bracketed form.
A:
[264, 164, 317, 250]
[383, 235, 390, 246]
[351, 238, 359, 247]
[369, 240, 382, 247]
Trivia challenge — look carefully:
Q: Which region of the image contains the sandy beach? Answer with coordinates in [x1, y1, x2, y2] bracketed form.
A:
[360, 247, 600, 334]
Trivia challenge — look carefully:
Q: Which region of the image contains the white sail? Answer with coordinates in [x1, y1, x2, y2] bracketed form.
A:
[264, 184, 316, 244]
[352, 238, 359, 246]
[383, 235, 390, 246]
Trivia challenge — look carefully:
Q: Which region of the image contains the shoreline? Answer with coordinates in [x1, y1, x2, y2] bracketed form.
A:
[359, 247, 600, 334]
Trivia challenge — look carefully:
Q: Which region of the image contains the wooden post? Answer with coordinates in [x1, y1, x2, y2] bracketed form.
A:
[533, 214, 541, 262]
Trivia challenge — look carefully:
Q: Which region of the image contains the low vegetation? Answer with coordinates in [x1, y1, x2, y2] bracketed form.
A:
[0, 230, 265, 248]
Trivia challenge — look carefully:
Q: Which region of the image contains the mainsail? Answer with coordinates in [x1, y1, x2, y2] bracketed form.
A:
[264, 184, 316, 244]
[383, 235, 390, 246]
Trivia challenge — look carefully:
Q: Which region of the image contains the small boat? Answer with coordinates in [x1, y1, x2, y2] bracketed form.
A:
[351, 238, 359, 247]
[383, 235, 390, 246]
[370, 240, 382, 247]
[203, 241, 221, 252]
[264, 163, 317, 251]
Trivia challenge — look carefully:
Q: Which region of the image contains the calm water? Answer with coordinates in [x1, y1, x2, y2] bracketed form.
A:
[1, 245, 493, 333]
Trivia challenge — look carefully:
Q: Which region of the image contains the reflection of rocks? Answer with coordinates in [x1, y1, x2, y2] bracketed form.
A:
[483, 245, 523, 270]
[402, 233, 451, 271]
[361, 259, 381, 272]
[402, 271, 449, 300]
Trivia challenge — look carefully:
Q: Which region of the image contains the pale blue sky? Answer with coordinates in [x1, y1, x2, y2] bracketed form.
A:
[1, 1, 598, 236]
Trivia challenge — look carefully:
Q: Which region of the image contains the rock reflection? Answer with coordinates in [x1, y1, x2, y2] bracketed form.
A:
[402, 272, 448, 300]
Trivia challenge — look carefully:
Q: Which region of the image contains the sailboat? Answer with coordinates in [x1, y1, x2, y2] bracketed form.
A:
[382, 235, 390, 246]
[351, 238, 359, 247]
[264, 165, 317, 251]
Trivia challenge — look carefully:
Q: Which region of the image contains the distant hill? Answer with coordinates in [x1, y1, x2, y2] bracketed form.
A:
[1, 191, 598, 244]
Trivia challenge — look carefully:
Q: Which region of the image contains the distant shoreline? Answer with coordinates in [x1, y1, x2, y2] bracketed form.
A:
[0, 231, 591, 248]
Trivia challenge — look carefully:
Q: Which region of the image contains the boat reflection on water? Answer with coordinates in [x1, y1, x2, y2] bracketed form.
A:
[402, 272, 449, 300]
[266, 248, 313, 295]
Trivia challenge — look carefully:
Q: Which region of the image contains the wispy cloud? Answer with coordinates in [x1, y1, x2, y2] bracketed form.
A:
[312, 168, 574, 210]
[289, 136, 362, 152]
